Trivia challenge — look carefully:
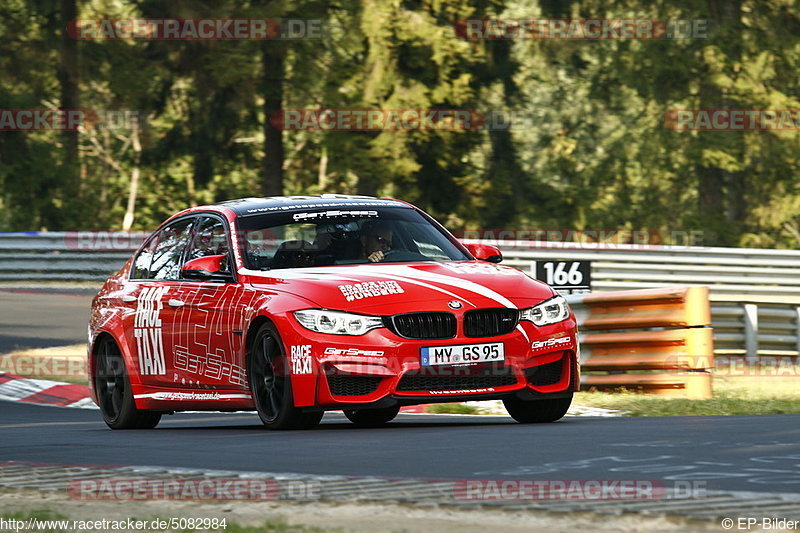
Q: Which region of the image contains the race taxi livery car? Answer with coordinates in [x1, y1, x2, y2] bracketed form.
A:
[88, 195, 579, 430]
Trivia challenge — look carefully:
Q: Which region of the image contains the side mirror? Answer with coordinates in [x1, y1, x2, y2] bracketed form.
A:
[463, 243, 503, 263]
[180, 254, 234, 282]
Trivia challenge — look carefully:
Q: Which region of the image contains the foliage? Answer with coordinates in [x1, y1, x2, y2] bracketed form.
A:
[426, 402, 481, 414]
[0, 0, 798, 248]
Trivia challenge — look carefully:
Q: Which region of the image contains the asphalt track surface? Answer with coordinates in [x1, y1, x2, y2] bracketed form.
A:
[0, 289, 95, 352]
[1, 401, 799, 494]
[1, 289, 799, 495]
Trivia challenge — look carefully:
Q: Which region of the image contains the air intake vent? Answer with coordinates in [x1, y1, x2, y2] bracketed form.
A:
[326, 374, 383, 396]
[387, 312, 456, 340]
[525, 358, 564, 387]
[464, 308, 519, 337]
[397, 364, 518, 392]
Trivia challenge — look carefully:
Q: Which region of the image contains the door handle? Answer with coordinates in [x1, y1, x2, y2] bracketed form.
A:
[121, 295, 137, 303]
[168, 299, 185, 308]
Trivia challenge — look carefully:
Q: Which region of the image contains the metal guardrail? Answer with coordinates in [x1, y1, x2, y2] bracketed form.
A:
[710, 295, 800, 361]
[1, 233, 799, 359]
[0, 232, 137, 281]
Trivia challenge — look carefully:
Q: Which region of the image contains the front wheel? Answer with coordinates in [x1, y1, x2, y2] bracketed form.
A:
[503, 394, 573, 423]
[94, 337, 161, 429]
[343, 405, 400, 427]
[248, 323, 323, 430]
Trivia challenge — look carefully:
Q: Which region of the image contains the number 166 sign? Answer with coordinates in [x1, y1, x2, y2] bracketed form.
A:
[532, 261, 591, 295]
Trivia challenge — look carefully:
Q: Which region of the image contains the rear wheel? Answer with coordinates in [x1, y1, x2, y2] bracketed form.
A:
[94, 337, 161, 429]
[343, 405, 400, 427]
[503, 394, 573, 423]
[248, 323, 323, 430]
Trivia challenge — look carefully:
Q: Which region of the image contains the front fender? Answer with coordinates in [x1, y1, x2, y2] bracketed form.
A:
[244, 288, 321, 408]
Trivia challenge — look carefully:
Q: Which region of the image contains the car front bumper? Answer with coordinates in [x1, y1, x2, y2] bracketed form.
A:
[276, 313, 580, 409]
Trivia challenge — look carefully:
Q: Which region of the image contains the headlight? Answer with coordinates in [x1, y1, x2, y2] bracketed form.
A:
[519, 296, 570, 326]
[294, 309, 384, 336]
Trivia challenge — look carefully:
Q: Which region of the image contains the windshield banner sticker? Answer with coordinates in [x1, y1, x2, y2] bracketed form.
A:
[292, 210, 378, 221]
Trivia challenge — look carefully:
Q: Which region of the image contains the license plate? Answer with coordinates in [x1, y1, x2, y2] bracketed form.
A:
[421, 342, 504, 366]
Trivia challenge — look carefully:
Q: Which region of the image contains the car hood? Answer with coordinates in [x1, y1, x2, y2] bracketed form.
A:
[245, 261, 556, 314]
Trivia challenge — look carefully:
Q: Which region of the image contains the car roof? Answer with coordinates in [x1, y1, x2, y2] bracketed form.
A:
[217, 195, 412, 217]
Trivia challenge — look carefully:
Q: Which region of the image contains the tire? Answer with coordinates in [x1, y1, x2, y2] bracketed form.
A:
[503, 394, 573, 423]
[94, 337, 161, 429]
[248, 322, 323, 430]
[343, 405, 400, 427]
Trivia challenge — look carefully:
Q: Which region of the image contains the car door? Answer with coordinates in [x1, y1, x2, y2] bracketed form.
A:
[170, 215, 250, 390]
[126, 216, 196, 388]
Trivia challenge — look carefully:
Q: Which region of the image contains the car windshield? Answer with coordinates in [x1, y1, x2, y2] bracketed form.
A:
[236, 206, 470, 270]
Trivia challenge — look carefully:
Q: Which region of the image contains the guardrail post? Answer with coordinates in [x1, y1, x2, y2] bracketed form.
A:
[743, 303, 759, 364]
[685, 371, 713, 400]
[796, 307, 800, 356]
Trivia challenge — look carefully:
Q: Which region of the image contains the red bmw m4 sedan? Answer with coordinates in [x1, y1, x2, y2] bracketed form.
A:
[88, 195, 579, 429]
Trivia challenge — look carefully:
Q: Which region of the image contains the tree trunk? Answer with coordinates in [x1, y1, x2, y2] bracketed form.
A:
[57, 0, 79, 224]
[697, 165, 725, 224]
[318, 144, 329, 189]
[356, 173, 377, 196]
[695, 0, 743, 246]
[122, 120, 142, 231]
[262, 43, 285, 196]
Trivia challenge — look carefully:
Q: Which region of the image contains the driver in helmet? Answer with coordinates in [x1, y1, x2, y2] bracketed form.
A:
[360, 220, 393, 263]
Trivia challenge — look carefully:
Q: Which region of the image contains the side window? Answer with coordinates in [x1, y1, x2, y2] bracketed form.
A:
[132, 235, 158, 279]
[149, 218, 195, 280]
[187, 216, 231, 272]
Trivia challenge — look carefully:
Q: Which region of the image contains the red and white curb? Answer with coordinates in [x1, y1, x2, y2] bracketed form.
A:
[0, 373, 424, 413]
[0, 372, 95, 409]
